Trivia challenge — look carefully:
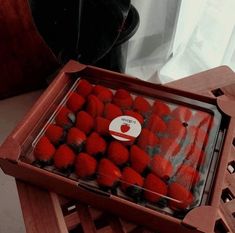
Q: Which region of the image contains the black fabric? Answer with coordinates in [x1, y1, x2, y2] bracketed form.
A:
[29, 0, 131, 65]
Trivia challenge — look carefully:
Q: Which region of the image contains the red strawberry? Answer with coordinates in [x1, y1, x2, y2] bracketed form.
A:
[175, 164, 200, 188]
[191, 111, 211, 127]
[55, 106, 75, 129]
[34, 136, 55, 162]
[144, 173, 167, 203]
[76, 111, 94, 134]
[92, 85, 113, 103]
[187, 126, 208, 147]
[137, 128, 159, 150]
[187, 126, 198, 143]
[97, 158, 121, 187]
[146, 114, 167, 134]
[152, 100, 171, 117]
[171, 106, 192, 122]
[45, 124, 64, 145]
[113, 89, 133, 109]
[184, 144, 205, 166]
[123, 110, 144, 125]
[133, 96, 151, 115]
[195, 128, 208, 147]
[86, 95, 104, 117]
[107, 141, 129, 166]
[86, 132, 107, 156]
[103, 103, 122, 120]
[166, 119, 186, 139]
[130, 145, 150, 173]
[54, 144, 76, 170]
[75, 153, 97, 178]
[76, 79, 93, 97]
[121, 167, 143, 198]
[66, 92, 85, 112]
[67, 127, 86, 152]
[159, 138, 181, 156]
[168, 182, 194, 210]
[150, 155, 173, 180]
[94, 117, 111, 136]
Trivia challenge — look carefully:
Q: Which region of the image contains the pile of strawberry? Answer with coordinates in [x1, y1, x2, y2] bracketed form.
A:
[33, 78, 212, 213]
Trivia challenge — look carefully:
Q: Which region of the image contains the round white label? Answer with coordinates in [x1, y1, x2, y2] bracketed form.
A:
[109, 116, 142, 141]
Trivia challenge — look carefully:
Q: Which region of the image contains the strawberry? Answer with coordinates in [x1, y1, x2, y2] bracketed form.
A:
[92, 85, 113, 103]
[66, 127, 86, 152]
[75, 153, 97, 178]
[144, 173, 167, 203]
[54, 144, 76, 170]
[123, 110, 144, 125]
[103, 103, 122, 120]
[121, 167, 144, 199]
[150, 155, 173, 180]
[85, 132, 107, 156]
[107, 141, 129, 166]
[195, 128, 208, 147]
[130, 145, 150, 173]
[171, 106, 192, 122]
[34, 136, 55, 163]
[86, 95, 104, 118]
[187, 126, 208, 147]
[112, 89, 133, 109]
[97, 158, 121, 188]
[66, 92, 85, 112]
[137, 128, 159, 150]
[166, 119, 186, 139]
[146, 114, 167, 134]
[168, 182, 194, 210]
[45, 124, 65, 145]
[76, 111, 94, 134]
[55, 106, 75, 129]
[191, 111, 211, 127]
[76, 79, 93, 97]
[152, 100, 171, 118]
[186, 126, 198, 143]
[175, 165, 200, 188]
[133, 96, 151, 115]
[159, 138, 181, 156]
[184, 144, 205, 166]
[94, 117, 111, 136]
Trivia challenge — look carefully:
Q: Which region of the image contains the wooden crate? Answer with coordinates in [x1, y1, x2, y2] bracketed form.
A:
[16, 66, 235, 233]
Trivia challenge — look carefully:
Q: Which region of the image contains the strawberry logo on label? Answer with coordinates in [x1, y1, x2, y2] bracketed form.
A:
[120, 124, 130, 133]
[109, 116, 141, 142]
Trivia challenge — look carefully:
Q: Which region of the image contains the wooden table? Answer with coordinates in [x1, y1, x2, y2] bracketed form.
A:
[16, 66, 235, 233]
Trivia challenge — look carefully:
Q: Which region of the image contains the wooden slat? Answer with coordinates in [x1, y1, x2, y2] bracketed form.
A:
[77, 204, 97, 233]
[50, 192, 69, 233]
[108, 216, 126, 233]
[120, 220, 136, 233]
[167, 66, 235, 94]
[58, 196, 73, 207]
[64, 206, 104, 231]
[17, 181, 65, 233]
[219, 201, 235, 232]
[96, 226, 113, 233]
[89, 208, 104, 221]
[65, 211, 81, 231]
[128, 226, 146, 233]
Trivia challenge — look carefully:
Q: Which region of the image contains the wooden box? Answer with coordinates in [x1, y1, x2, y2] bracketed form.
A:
[1, 60, 235, 233]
